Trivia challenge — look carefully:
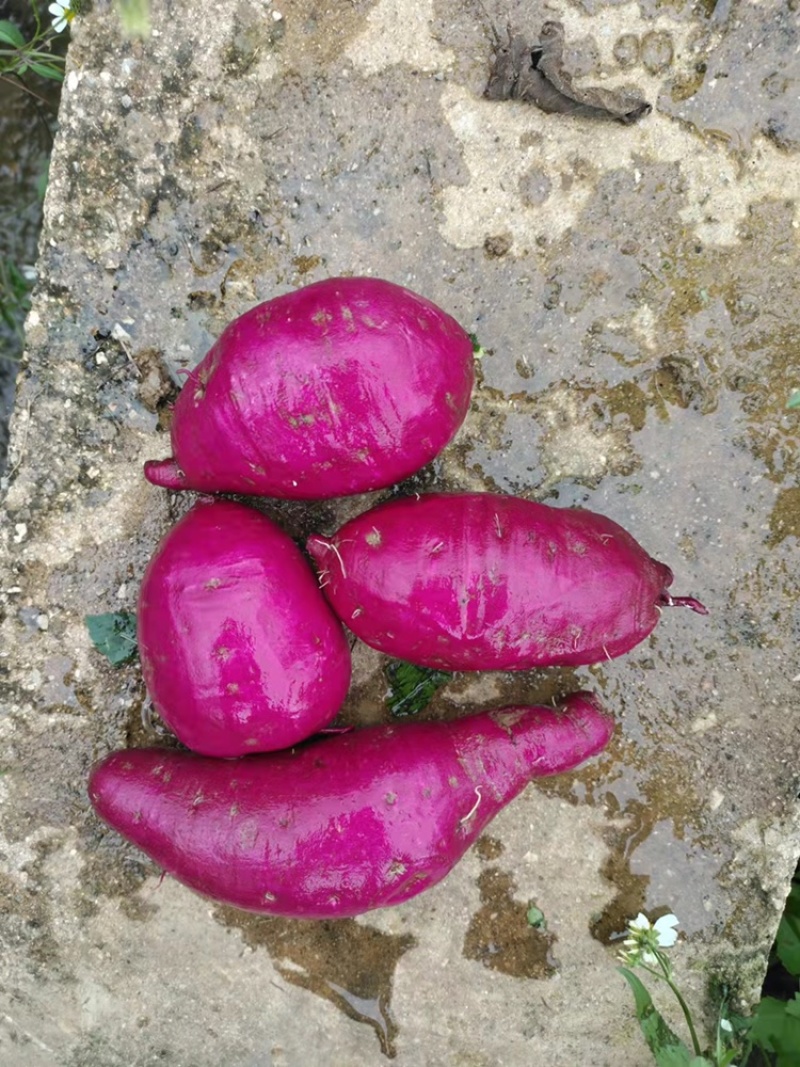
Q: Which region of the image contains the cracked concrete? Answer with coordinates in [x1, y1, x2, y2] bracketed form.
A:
[2, 0, 800, 1063]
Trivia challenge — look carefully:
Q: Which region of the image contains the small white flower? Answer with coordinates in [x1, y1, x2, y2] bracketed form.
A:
[653, 913, 680, 948]
[619, 912, 680, 966]
[49, 0, 76, 32]
[720, 1018, 733, 1033]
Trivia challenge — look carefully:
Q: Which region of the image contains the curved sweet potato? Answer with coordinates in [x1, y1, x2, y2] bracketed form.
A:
[307, 492, 707, 670]
[88, 692, 613, 918]
[138, 498, 351, 757]
[144, 277, 475, 498]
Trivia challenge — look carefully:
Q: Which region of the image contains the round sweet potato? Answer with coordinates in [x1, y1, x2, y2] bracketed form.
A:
[144, 277, 475, 498]
[138, 498, 352, 757]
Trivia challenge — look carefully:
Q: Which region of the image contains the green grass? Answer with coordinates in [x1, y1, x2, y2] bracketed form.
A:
[0, 257, 33, 337]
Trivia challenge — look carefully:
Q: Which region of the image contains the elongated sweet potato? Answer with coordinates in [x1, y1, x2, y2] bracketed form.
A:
[138, 498, 351, 757]
[307, 492, 707, 670]
[88, 692, 613, 919]
[144, 276, 475, 498]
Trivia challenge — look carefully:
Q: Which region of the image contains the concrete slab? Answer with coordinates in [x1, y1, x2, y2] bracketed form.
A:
[2, 1, 799, 1063]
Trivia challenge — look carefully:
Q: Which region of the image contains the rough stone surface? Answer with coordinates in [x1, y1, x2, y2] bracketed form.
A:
[2, 1, 800, 1063]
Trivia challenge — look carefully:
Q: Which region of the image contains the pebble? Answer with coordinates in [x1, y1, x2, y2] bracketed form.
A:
[641, 32, 674, 74]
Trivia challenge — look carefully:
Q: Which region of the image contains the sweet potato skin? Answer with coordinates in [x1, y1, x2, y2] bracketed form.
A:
[88, 693, 613, 919]
[307, 492, 706, 670]
[143, 277, 474, 498]
[138, 498, 351, 757]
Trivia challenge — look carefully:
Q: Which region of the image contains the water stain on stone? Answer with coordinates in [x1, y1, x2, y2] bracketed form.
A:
[213, 907, 415, 1058]
[536, 731, 717, 945]
[670, 62, 708, 104]
[767, 486, 800, 547]
[473, 834, 505, 862]
[292, 254, 323, 276]
[78, 829, 153, 917]
[1, 862, 61, 970]
[588, 798, 652, 945]
[123, 687, 180, 752]
[463, 867, 557, 979]
[659, 4, 800, 152]
[281, 0, 372, 68]
[223, 2, 284, 78]
[640, 31, 674, 76]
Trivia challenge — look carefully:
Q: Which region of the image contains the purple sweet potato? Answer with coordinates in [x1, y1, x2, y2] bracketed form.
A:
[307, 492, 707, 670]
[144, 276, 475, 499]
[88, 692, 613, 919]
[138, 498, 351, 758]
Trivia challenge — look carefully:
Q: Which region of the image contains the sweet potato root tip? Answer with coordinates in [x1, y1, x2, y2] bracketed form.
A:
[143, 458, 187, 489]
[660, 592, 709, 615]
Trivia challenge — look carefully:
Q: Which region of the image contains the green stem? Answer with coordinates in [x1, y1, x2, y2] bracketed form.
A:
[656, 954, 702, 1057]
[26, 48, 66, 62]
[0, 35, 64, 59]
[637, 961, 670, 985]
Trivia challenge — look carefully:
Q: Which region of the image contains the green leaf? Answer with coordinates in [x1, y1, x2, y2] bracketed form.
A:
[787, 389, 800, 410]
[750, 994, 800, 1064]
[618, 967, 694, 1066]
[526, 905, 547, 930]
[85, 612, 138, 666]
[0, 19, 26, 47]
[26, 60, 64, 81]
[468, 332, 485, 358]
[724, 1010, 752, 1036]
[0, 257, 32, 333]
[384, 660, 452, 717]
[777, 882, 800, 976]
[36, 158, 50, 200]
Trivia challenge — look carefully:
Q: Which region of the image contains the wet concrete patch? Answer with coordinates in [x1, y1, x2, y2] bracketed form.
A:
[463, 865, 558, 979]
[213, 907, 416, 1058]
[768, 486, 800, 546]
[658, 2, 800, 152]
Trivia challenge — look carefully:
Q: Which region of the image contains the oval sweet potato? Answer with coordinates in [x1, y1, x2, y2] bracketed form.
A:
[144, 277, 475, 498]
[88, 692, 613, 918]
[138, 498, 351, 757]
[307, 492, 707, 670]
